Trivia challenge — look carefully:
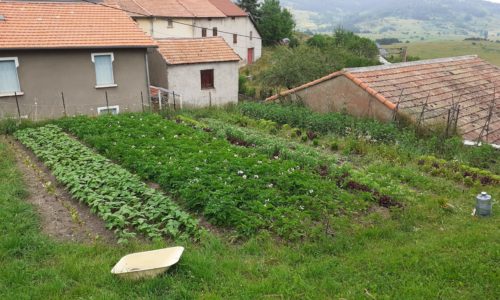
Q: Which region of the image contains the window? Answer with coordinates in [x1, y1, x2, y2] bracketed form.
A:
[91, 53, 116, 88]
[200, 69, 214, 89]
[97, 105, 119, 115]
[213, 27, 218, 36]
[231, 16, 235, 20]
[233, 34, 238, 44]
[167, 19, 173, 28]
[0, 57, 21, 95]
[250, 31, 253, 40]
[202, 28, 207, 37]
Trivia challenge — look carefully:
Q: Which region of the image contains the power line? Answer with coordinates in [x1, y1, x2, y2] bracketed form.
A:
[79, 0, 266, 41]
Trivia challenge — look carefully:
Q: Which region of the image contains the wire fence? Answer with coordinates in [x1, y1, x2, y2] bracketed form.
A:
[391, 87, 498, 144]
[0, 88, 183, 121]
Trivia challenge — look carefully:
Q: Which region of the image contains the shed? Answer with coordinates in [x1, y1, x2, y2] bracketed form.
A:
[267, 56, 500, 145]
[148, 37, 240, 108]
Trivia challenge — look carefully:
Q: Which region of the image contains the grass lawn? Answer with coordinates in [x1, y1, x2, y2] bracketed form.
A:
[392, 40, 500, 66]
[1, 106, 499, 299]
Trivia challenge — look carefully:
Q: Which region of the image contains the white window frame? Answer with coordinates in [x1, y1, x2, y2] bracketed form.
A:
[91, 53, 117, 88]
[97, 105, 120, 115]
[0, 57, 23, 97]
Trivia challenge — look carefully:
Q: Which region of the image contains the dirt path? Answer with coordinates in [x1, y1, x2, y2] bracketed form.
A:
[4, 136, 116, 244]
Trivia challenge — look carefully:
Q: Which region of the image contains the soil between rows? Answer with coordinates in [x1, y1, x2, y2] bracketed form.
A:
[5, 136, 116, 244]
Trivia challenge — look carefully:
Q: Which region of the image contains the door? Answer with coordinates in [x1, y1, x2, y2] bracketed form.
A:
[247, 48, 254, 65]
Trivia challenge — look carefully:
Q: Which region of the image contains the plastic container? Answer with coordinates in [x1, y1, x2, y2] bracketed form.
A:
[111, 246, 184, 280]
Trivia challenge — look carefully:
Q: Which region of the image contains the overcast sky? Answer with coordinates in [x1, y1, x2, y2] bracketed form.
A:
[486, 0, 500, 3]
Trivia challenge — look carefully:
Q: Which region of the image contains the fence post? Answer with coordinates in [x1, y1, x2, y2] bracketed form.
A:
[61, 92, 67, 117]
[173, 92, 176, 111]
[158, 90, 162, 111]
[141, 91, 145, 113]
[209, 91, 212, 107]
[14, 91, 21, 120]
[105, 91, 110, 114]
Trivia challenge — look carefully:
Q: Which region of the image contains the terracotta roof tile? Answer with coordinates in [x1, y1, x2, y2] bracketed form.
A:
[347, 56, 500, 144]
[156, 37, 240, 65]
[110, 0, 227, 17]
[0, 1, 156, 49]
[208, 0, 247, 17]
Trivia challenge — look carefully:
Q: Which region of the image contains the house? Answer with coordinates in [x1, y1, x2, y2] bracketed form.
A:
[0, 1, 157, 120]
[148, 37, 240, 108]
[109, 0, 262, 65]
[266, 55, 500, 145]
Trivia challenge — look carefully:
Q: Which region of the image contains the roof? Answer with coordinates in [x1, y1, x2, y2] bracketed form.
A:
[267, 56, 500, 144]
[0, 1, 156, 50]
[109, 0, 245, 18]
[156, 37, 240, 65]
[208, 0, 247, 17]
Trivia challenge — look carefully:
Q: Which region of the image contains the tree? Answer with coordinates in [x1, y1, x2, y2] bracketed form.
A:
[257, 0, 295, 46]
[235, 0, 260, 19]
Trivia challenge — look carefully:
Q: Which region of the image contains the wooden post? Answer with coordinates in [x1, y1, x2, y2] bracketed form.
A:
[209, 91, 212, 107]
[61, 92, 67, 117]
[173, 91, 176, 111]
[158, 90, 162, 111]
[14, 91, 21, 120]
[141, 91, 145, 113]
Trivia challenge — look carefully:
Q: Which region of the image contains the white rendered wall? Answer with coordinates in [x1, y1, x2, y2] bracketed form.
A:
[167, 61, 239, 107]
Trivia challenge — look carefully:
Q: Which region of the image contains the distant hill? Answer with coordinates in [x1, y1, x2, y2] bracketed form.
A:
[283, 0, 500, 41]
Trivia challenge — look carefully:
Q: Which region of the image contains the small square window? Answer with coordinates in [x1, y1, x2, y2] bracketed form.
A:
[202, 28, 207, 37]
[97, 105, 119, 115]
[92, 53, 115, 87]
[200, 69, 214, 89]
[0, 57, 21, 95]
[213, 27, 218, 36]
[233, 34, 238, 44]
[167, 19, 173, 28]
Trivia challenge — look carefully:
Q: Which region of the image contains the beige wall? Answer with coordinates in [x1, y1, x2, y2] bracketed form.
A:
[0, 49, 149, 120]
[285, 76, 394, 121]
[135, 16, 262, 66]
[136, 17, 195, 39]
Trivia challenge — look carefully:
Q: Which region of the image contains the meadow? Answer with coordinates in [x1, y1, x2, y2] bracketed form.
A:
[393, 40, 500, 66]
[1, 103, 499, 299]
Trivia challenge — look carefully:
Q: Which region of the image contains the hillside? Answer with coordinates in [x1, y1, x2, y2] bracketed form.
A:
[284, 0, 500, 41]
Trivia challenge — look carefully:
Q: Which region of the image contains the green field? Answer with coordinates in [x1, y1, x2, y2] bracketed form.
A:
[392, 40, 500, 66]
[1, 103, 499, 299]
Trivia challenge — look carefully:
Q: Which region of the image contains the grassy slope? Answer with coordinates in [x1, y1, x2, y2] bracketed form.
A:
[1, 109, 500, 299]
[392, 40, 500, 66]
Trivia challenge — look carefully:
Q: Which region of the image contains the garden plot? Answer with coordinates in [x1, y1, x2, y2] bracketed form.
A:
[57, 114, 373, 240]
[15, 125, 200, 243]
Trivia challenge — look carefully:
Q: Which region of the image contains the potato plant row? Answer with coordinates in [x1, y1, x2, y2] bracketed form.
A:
[57, 114, 364, 240]
[15, 125, 200, 242]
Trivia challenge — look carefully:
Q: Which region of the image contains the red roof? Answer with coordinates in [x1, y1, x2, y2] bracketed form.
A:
[156, 37, 240, 65]
[0, 1, 156, 49]
[110, 0, 235, 18]
[208, 0, 247, 17]
[267, 56, 500, 144]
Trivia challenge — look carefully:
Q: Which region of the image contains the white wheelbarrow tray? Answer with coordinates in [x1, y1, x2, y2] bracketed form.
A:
[111, 246, 184, 280]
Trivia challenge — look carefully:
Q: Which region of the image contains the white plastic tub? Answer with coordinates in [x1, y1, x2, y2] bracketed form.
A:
[111, 246, 184, 280]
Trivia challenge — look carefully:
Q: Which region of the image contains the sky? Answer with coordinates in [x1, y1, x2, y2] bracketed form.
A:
[486, 0, 500, 3]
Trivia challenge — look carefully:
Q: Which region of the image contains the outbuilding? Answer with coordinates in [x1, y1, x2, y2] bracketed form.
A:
[267, 56, 500, 145]
[0, 1, 157, 120]
[148, 37, 240, 108]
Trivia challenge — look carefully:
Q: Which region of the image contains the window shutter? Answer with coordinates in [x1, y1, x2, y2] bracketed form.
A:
[202, 28, 207, 37]
[213, 27, 218, 36]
